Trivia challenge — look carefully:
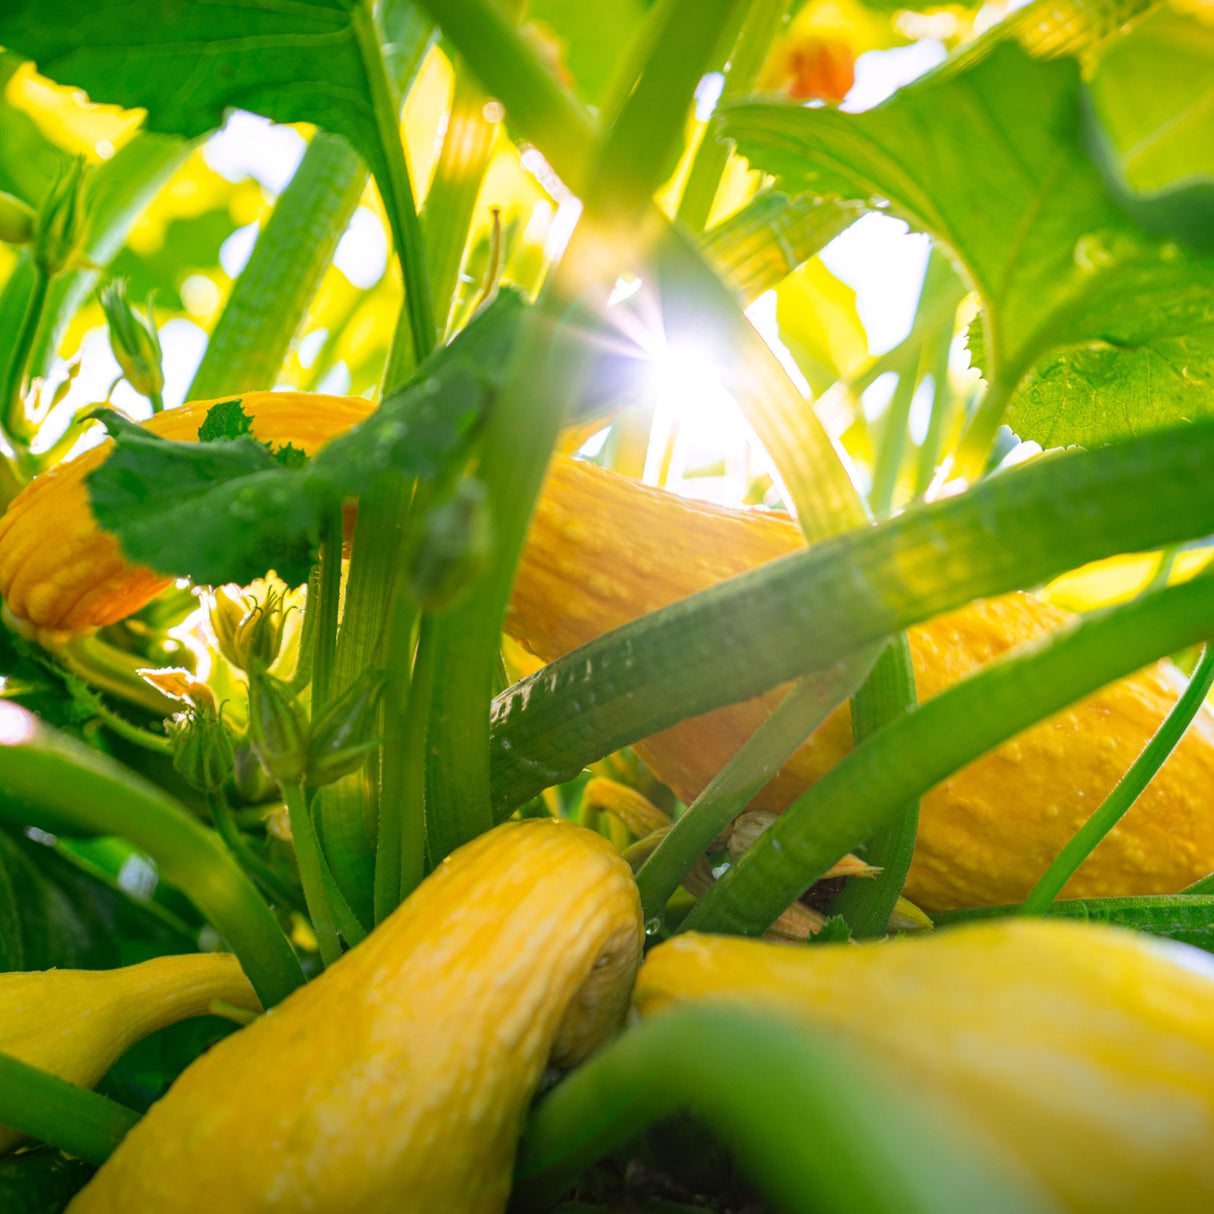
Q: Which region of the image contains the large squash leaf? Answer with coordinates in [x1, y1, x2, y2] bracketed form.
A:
[1084, 5, 1214, 253]
[719, 42, 1214, 448]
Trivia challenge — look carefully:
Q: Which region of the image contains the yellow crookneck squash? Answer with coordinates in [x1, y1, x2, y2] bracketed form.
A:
[67, 817, 643, 1214]
[0, 953, 260, 1153]
[634, 919, 1214, 1214]
[3, 392, 1214, 910]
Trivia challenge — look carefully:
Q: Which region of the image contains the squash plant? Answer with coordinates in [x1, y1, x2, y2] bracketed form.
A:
[1, 0, 1214, 1209]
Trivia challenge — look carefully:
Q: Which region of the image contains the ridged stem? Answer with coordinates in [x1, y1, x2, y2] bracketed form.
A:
[684, 571, 1214, 936]
[0, 1054, 139, 1167]
[0, 708, 302, 1007]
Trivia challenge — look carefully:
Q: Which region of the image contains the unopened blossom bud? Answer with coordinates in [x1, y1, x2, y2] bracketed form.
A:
[307, 668, 386, 787]
[100, 278, 164, 402]
[169, 706, 235, 794]
[247, 664, 308, 785]
[34, 156, 89, 276]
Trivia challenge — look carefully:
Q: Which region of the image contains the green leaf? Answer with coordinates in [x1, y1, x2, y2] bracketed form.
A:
[196, 399, 253, 443]
[0, 1148, 94, 1214]
[720, 42, 1214, 449]
[934, 895, 1214, 955]
[1083, 6, 1214, 251]
[0, 0, 435, 363]
[0, 0, 383, 210]
[87, 410, 317, 587]
[84, 291, 526, 591]
[0, 826, 196, 974]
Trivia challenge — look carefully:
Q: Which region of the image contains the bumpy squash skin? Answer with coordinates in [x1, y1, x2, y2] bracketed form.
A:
[0, 954, 260, 1153]
[635, 921, 1214, 1214]
[507, 457, 1214, 911]
[68, 819, 643, 1214]
[0, 393, 374, 635]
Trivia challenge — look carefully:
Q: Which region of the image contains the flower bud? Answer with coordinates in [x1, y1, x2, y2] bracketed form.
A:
[406, 479, 492, 610]
[100, 278, 164, 401]
[0, 190, 35, 246]
[169, 705, 235, 794]
[306, 667, 386, 787]
[208, 582, 289, 672]
[247, 665, 308, 785]
[34, 156, 89, 276]
[232, 743, 278, 804]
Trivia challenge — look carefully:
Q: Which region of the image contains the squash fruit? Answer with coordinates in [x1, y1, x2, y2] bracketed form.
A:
[506, 455, 1214, 911]
[634, 919, 1214, 1214]
[0, 953, 260, 1153]
[67, 817, 643, 1214]
[5, 396, 1214, 909]
[0, 392, 374, 638]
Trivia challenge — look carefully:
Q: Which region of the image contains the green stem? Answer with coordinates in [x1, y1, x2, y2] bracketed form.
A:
[410, 0, 596, 195]
[352, 0, 435, 387]
[285, 565, 320, 694]
[913, 324, 955, 496]
[1020, 642, 1214, 914]
[676, 0, 793, 234]
[310, 505, 344, 713]
[188, 135, 365, 399]
[869, 350, 921, 515]
[945, 371, 1019, 488]
[280, 779, 363, 966]
[147, 386, 164, 415]
[635, 652, 878, 921]
[318, 477, 412, 923]
[2, 263, 48, 444]
[683, 571, 1214, 937]
[696, 191, 860, 306]
[829, 635, 919, 937]
[372, 582, 414, 922]
[397, 610, 434, 903]
[421, 65, 499, 335]
[89, 701, 173, 755]
[208, 790, 304, 913]
[52, 635, 176, 716]
[0, 711, 302, 1006]
[490, 417, 1214, 814]
[0, 1054, 139, 1167]
[511, 1006, 1053, 1214]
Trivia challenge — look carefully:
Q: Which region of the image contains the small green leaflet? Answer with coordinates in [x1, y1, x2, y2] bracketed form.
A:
[88, 406, 317, 587]
[196, 399, 254, 443]
[718, 42, 1214, 449]
[86, 291, 526, 590]
[193, 399, 311, 469]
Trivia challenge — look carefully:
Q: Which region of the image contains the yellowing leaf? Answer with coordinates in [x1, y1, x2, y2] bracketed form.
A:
[776, 257, 869, 395]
